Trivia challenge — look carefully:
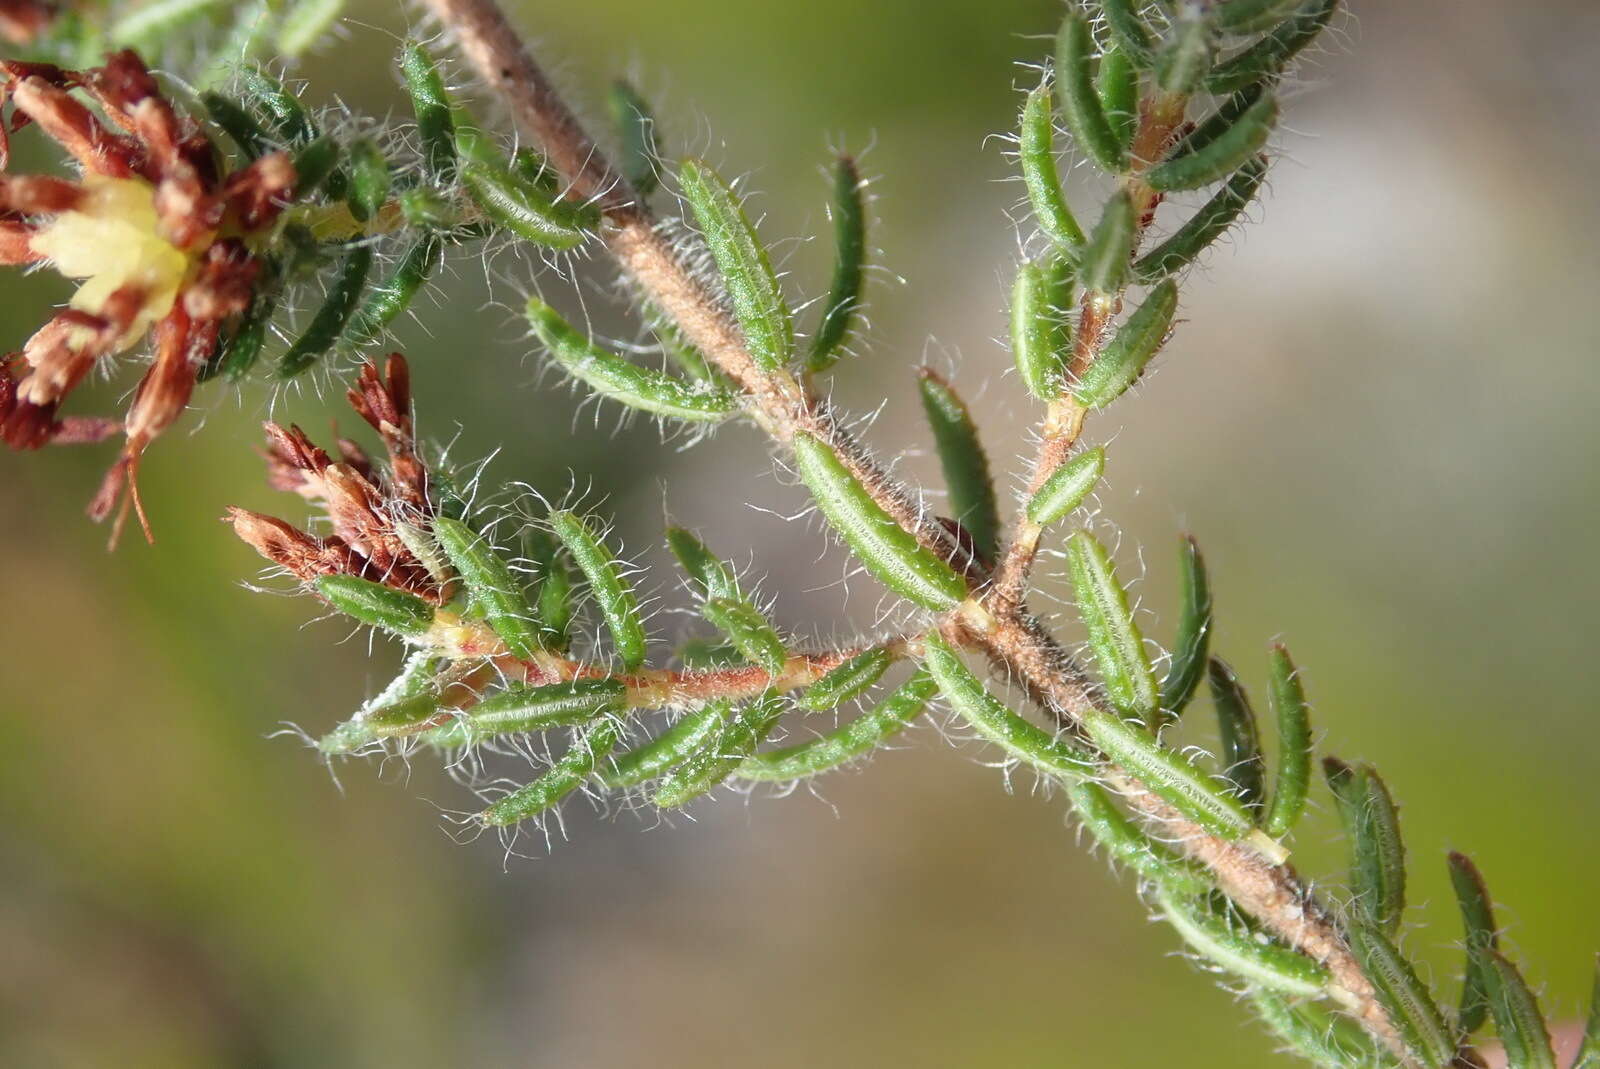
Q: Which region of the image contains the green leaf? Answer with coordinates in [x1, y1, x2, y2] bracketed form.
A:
[1355, 764, 1408, 935]
[1158, 535, 1212, 721]
[1073, 278, 1179, 409]
[678, 158, 794, 372]
[608, 79, 662, 195]
[1206, 0, 1341, 95]
[1100, 0, 1155, 67]
[462, 159, 593, 249]
[548, 510, 649, 670]
[1026, 446, 1104, 527]
[1064, 778, 1211, 893]
[663, 529, 782, 672]
[923, 635, 1090, 778]
[1324, 758, 1406, 936]
[315, 574, 435, 637]
[526, 529, 575, 652]
[1262, 643, 1312, 837]
[800, 647, 896, 712]
[452, 107, 499, 168]
[206, 284, 278, 382]
[1042, 248, 1077, 368]
[1079, 706, 1257, 843]
[1133, 155, 1268, 283]
[738, 668, 936, 781]
[664, 527, 741, 601]
[201, 91, 269, 160]
[345, 138, 390, 224]
[320, 650, 443, 753]
[807, 155, 867, 371]
[457, 678, 627, 741]
[401, 43, 457, 180]
[1054, 9, 1128, 173]
[1080, 191, 1137, 295]
[702, 597, 786, 676]
[597, 703, 727, 789]
[1096, 43, 1139, 150]
[278, 245, 373, 377]
[918, 369, 1001, 562]
[1207, 657, 1266, 811]
[239, 67, 317, 146]
[1011, 259, 1069, 401]
[1478, 949, 1556, 1069]
[290, 135, 342, 198]
[1158, 889, 1330, 996]
[1347, 922, 1456, 1069]
[1018, 83, 1086, 250]
[1147, 91, 1277, 192]
[790, 433, 969, 611]
[432, 516, 542, 659]
[1448, 851, 1499, 1036]
[526, 298, 738, 422]
[653, 693, 786, 807]
[321, 691, 440, 754]
[1065, 530, 1159, 721]
[346, 234, 442, 346]
[511, 150, 562, 197]
[1173, 84, 1269, 159]
[478, 722, 619, 827]
[398, 188, 459, 230]
[1251, 990, 1384, 1069]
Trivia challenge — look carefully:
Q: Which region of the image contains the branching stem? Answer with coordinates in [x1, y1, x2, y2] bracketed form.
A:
[371, 610, 919, 744]
[420, 0, 1408, 1057]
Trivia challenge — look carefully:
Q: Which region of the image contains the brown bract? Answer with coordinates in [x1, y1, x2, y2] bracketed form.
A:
[0, 50, 295, 543]
[232, 354, 449, 606]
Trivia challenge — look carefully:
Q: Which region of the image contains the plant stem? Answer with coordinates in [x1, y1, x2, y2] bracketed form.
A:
[420, 0, 1409, 1057]
[407, 611, 917, 737]
[990, 90, 1188, 607]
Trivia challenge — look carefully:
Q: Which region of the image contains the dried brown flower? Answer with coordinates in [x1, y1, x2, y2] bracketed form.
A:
[231, 354, 449, 604]
[0, 51, 295, 541]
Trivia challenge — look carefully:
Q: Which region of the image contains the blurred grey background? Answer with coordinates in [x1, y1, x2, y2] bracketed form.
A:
[2, 0, 1597, 1065]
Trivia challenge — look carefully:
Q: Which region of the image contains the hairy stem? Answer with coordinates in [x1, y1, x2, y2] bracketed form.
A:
[422, 612, 913, 725]
[991, 91, 1189, 605]
[420, 0, 1407, 1057]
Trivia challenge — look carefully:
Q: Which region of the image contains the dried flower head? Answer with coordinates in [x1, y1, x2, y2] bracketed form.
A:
[0, 51, 295, 541]
[230, 352, 448, 605]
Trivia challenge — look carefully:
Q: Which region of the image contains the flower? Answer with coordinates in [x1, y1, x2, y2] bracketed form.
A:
[0, 51, 295, 541]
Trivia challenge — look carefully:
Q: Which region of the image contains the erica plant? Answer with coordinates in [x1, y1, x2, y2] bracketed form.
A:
[1, 1, 1593, 1066]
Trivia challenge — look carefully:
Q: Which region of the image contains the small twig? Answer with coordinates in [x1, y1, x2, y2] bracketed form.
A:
[419, 0, 1408, 1057]
[483, 615, 913, 710]
[989, 92, 1189, 608]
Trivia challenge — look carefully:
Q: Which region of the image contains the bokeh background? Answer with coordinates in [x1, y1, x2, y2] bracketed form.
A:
[3, 1, 1598, 1065]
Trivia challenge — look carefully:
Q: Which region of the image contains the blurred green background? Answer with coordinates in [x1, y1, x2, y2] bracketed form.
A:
[3, 0, 1597, 1065]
